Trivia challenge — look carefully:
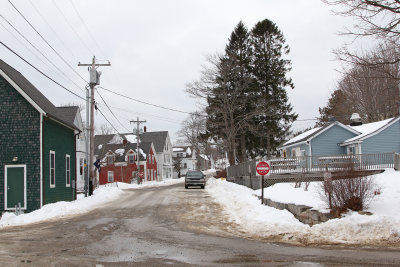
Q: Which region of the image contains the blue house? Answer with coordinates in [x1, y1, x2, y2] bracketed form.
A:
[340, 117, 400, 155]
[279, 117, 400, 158]
[278, 121, 360, 158]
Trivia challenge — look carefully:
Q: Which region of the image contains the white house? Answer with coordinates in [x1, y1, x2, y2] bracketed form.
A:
[139, 131, 173, 180]
[172, 146, 197, 177]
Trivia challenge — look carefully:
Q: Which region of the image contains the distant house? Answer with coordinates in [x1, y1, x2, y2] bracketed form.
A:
[0, 59, 79, 213]
[95, 141, 157, 184]
[199, 154, 215, 171]
[172, 146, 196, 177]
[279, 116, 400, 157]
[57, 106, 86, 192]
[95, 131, 173, 180]
[139, 131, 173, 180]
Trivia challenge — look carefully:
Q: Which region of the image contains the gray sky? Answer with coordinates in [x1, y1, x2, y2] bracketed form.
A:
[0, 0, 354, 142]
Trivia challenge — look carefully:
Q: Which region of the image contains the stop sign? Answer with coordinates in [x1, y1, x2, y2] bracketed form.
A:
[256, 161, 270, 176]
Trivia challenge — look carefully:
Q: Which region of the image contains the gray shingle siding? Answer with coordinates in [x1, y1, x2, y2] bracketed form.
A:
[311, 125, 358, 156]
[361, 121, 400, 154]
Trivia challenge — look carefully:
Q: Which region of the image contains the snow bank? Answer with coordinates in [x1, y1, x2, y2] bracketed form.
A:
[206, 169, 400, 245]
[106, 178, 184, 189]
[0, 187, 123, 228]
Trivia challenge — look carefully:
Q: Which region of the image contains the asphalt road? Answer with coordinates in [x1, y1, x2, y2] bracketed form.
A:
[0, 182, 399, 266]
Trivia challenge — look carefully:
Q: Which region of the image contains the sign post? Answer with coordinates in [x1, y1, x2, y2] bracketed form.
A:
[256, 161, 271, 204]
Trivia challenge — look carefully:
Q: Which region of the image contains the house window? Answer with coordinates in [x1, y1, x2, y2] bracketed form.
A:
[108, 171, 114, 182]
[79, 158, 83, 176]
[50, 151, 55, 188]
[66, 154, 71, 187]
[107, 155, 113, 165]
[128, 154, 134, 164]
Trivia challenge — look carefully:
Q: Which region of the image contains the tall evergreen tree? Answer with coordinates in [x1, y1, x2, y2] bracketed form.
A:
[248, 19, 297, 157]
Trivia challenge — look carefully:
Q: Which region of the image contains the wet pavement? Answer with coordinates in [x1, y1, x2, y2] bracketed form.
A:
[0, 182, 399, 266]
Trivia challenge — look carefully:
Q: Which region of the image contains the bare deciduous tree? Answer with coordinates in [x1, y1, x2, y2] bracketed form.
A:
[176, 111, 206, 170]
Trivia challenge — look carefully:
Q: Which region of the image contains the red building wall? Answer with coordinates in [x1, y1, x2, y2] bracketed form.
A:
[99, 147, 157, 185]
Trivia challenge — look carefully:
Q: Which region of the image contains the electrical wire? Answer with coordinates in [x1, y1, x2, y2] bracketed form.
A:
[0, 14, 85, 92]
[52, 0, 95, 57]
[68, 0, 107, 58]
[28, 0, 77, 59]
[95, 88, 131, 132]
[96, 106, 121, 135]
[97, 86, 195, 115]
[1, 41, 86, 101]
[7, 0, 87, 83]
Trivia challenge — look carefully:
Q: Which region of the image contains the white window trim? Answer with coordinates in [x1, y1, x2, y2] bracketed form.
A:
[50, 150, 56, 188]
[108, 171, 114, 182]
[66, 154, 71, 187]
[4, 164, 27, 211]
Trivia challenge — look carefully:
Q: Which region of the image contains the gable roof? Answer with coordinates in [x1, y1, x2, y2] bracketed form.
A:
[0, 59, 79, 131]
[57, 106, 79, 127]
[140, 131, 168, 152]
[341, 117, 400, 145]
[278, 121, 360, 150]
[96, 141, 153, 162]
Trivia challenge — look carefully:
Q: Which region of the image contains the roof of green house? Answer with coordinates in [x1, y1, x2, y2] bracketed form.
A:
[0, 59, 79, 131]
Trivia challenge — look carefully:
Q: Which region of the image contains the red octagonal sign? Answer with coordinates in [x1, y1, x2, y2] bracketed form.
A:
[256, 161, 270, 176]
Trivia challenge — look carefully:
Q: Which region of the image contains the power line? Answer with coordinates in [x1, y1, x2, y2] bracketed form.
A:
[1, 41, 86, 101]
[0, 14, 85, 92]
[28, 0, 77, 59]
[7, 0, 87, 83]
[97, 86, 194, 115]
[95, 88, 131, 132]
[96, 106, 121, 135]
[52, 0, 95, 56]
[68, 0, 106, 58]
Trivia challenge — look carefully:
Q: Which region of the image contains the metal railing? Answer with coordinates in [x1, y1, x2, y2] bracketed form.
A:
[395, 153, 400, 171]
[227, 152, 396, 178]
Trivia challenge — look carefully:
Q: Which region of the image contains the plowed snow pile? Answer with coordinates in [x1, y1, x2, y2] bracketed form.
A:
[206, 169, 400, 245]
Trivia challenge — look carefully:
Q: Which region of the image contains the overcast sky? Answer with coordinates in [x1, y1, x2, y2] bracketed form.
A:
[0, 0, 354, 142]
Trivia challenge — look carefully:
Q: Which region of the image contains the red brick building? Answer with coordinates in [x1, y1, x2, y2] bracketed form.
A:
[95, 141, 157, 185]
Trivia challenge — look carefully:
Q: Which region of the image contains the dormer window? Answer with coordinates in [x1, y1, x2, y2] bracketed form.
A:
[107, 155, 114, 165]
[128, 154, 134, 164]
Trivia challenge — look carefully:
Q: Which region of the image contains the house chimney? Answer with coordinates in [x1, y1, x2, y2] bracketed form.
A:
[122, 139, 128, 146]
[144, 126, 147, 133]
[350, 113, 362, 126]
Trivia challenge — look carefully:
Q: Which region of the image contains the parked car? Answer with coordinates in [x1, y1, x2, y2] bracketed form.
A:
[185, 170, 205, 189]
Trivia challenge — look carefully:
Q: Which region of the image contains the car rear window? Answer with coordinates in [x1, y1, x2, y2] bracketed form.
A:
[186, 172, 203, 178]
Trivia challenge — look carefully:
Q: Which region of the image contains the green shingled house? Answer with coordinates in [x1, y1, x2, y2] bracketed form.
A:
[0, 59, 79, 213]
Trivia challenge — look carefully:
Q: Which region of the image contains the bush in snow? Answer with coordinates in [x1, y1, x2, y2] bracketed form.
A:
[319, 174, 380, 216]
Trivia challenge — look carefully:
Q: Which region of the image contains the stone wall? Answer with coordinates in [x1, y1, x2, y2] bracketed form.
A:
[259, 196, 332, 226]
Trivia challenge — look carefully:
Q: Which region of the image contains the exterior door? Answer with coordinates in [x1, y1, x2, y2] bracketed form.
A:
[5, 165, 26, 210]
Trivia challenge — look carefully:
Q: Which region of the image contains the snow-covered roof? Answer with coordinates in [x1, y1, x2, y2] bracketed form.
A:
[173, 148, 184, 152]
[108, 134, 124, 144]
[115, 148, 125, 156]
[281, 127, 321, 147]
[342, 117, 398, 145]
[125, 134, 137, 144]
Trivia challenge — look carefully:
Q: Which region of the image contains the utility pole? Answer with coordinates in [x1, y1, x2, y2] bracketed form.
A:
[78, 56, 110, 196]
[130, 117, 146, 183]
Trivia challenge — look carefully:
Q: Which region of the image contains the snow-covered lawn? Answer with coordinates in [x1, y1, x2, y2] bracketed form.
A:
[0, 178, 184, 228]
[206, 169, 400, 245]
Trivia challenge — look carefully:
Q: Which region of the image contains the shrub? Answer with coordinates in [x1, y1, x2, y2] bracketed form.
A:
[319, 174, 380, 216]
